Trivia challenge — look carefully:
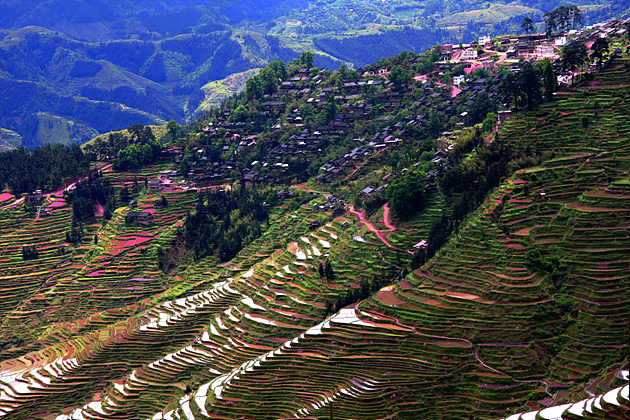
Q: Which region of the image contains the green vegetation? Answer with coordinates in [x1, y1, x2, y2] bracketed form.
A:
[183, 187, 271, 262]
[544, 4, 583, 36]
[0, 10, 628, 420]
[198, 69, 262, 113]
[0, 143, 90, 194]
[2, 1, 627, 151]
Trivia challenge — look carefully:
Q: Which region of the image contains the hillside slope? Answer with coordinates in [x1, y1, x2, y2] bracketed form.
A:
[0, 56, 627, 420]
[0, 24, 344, 148]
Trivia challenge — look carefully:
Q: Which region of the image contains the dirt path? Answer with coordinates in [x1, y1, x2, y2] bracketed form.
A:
[95, 203, 105, 217]
[348, 205, 395, 248]
[382, 203, 395, 231]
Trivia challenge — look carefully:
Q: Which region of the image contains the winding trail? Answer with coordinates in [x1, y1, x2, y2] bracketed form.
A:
[348, 205, 395, 248]
[472, 347, 551, 396]
[382, 203, 395, 231]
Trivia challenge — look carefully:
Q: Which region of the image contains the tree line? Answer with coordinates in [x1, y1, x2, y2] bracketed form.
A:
[83, 125, 163, 171]
[0, 143, 90, 195]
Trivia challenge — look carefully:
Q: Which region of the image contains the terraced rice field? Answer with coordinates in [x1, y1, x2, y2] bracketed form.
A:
[0, 60, 628, 419]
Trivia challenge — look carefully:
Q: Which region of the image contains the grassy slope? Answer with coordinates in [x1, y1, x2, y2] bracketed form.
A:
[34, 112, 99, 146]
[83, 125, 170, 148]
[196, 68, 262, 113]
[438, 4, 542, 27]
[0, 129, 22, 152]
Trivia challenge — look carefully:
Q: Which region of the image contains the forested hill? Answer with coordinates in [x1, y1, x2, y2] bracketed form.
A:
[0, 0, 310, 42]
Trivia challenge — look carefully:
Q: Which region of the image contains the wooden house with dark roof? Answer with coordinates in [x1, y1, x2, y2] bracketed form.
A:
[126, 211, 155, 225]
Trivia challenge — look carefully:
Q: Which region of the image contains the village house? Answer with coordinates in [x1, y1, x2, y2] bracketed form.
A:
[440, 44, 454, 60]
[308, 220, 322, 230]
[506, 46, 518, 58]
[478, 35, 491, 46]
[360, 186, 375, 197]
[460, 49, 478, 60]
[517, 42, 535, 55]
[126, 211, 155, 225]
[535, 45, 555, 58]
[147, 179, 162, 192]
[277, 189, 295, 200]
[555, 36, 567, 46]
[497, 110, 512, 126]
[31, 189, 44, 205]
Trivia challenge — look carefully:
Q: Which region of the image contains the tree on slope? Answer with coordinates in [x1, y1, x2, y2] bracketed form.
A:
[540, 58, 557, 100]
[300, 51, 314, 69]
[562, 43, 588, 84]
[521, 17, 536, 34]
[387, 170, 425, 220]
[544, 5, 582, 36]
[520, 62, 543, 109]
[590, 38, 610, 67]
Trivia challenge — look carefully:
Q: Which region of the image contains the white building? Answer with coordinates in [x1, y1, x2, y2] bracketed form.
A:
[453, 75, 465, 86]
[460, 49, 478, 60]
[535, 45, 555, 57]
[555, 36, 567, 46]
[478, 35, 491, 45]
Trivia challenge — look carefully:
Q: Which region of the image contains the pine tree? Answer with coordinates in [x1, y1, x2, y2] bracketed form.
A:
[520, 17, 535, 34]
[541, 59, 557, 100]
[324, 260, 334, 279]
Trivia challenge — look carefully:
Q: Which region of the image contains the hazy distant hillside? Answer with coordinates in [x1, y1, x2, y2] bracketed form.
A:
[0, 0, 311, 41]
[0, 25, 331, 148]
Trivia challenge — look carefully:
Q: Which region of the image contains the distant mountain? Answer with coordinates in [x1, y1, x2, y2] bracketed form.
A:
[0, 0, 311, 42]
[0, 25, 337, 148]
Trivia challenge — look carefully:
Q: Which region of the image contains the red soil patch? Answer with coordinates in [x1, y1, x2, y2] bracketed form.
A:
[375, 287, 406, 306]
[494, 272, 535, 281]
[48, 200, 66, 208]
[566, 202, 622, 212]
[444, 291, 494, 303]
[398, 279, 413, 290]
[0, 192, 14, 202]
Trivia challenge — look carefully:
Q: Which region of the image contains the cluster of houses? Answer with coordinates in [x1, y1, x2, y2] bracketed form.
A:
[150, 19, 629, 195]
[188, 62, 501, 187]
[440, 18, 630, 87]
[145, 170, 196, 192]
